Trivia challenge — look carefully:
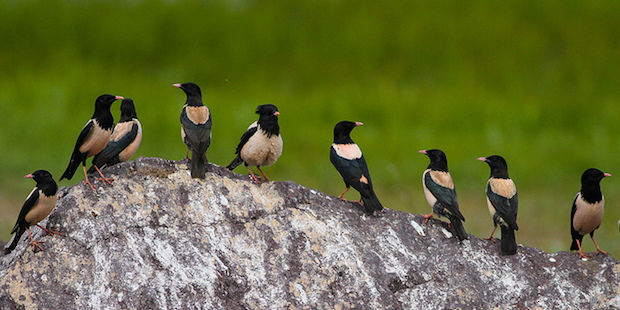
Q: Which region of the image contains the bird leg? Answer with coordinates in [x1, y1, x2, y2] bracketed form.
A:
[246, 166, 262, 183]
[591, 237, 609, 255]
[93, 166, 114, 186]
[421, 212, 434, 223]
[337, 187, 351, 200]
[575, 240, 592, 260]
[27, 228, 45, 252]
[484, 226, 498, 242]
[82, 166, 97, 191]
[36, 224, 63, 236]
[256, 166, 270, 182]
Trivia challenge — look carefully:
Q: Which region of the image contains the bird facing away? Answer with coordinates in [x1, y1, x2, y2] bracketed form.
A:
[4, 170, 60, 254]
[175, 82, 211, 179]
[570, 168, 611, 260]
[88, 98, 142, 177]
[478, 155, 519, 255]
[227, 104, 282, 183]
[330, 121, 383, 215]
[419, 149, 468, 241]
[60, 94, 123, 190]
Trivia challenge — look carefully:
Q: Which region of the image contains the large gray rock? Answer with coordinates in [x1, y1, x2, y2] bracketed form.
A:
[1, 157, 619, 309]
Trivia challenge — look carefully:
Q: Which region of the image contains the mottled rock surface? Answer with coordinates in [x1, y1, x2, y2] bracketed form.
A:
[1, 157, 619, 309]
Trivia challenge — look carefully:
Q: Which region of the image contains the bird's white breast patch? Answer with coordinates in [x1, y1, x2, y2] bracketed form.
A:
[118, 120, 143, 162]
[332, 143, 362, 160]
[241, 125, 283, 167]
[489, 178, 517, 198]
[186, 106, 210, 125]
[572, 193, 604, 235]
[25, 191, 58, 225]
[79, 120, 112, 157]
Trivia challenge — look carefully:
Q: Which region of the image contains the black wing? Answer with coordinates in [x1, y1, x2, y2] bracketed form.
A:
[487, 182, 518, 230]
[11, 189, 40, 233]
[181, 108, 212, 153]
[330, 147, 374, 197]
[424, 171, 464, 221]
[93, 123, 139, 167]
[235, 126, 258, 154]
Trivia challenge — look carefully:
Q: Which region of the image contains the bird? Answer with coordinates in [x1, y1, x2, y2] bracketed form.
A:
[175, 82, 211, 179]
[478, 155, 519, 255]
[4, 170, 59, 254]
[419, 149, 468, 241]
[329, 121, 383, 215]
[87, 98, 142, 177]
[570, 168, 611, 260]
[60, 94, 123, 190]
[227, 104, 282, 183]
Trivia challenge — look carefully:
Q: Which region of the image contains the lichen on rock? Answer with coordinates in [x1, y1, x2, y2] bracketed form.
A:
[1, 156, 619, 309]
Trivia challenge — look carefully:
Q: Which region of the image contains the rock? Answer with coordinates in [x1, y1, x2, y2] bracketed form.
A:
[1, 156, 619, 309]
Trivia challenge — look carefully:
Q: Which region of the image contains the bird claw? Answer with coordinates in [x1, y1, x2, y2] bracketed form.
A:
[421, 213, 434, 223]
[578, 251, 592, 260]
[29, 240, 45, 252]
[95, 176, 115, 186]
[596, 249, 609, 256]
[83, 179, 97, 191]
[37, 224, 63, 236]
[484, 237, 498, 243]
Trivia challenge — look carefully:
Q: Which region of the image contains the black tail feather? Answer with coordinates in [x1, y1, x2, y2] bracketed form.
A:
[190, 151, 207, 179]
[60, 155, 82, 181]
[449, 216, 468, 241]
[500, 225, 517, 255]
[226, 155, 244, 171]
[361, 194, 383, 215]
[4, 226, 26, 255]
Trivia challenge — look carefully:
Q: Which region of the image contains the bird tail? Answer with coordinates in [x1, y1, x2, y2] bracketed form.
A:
[361, 194, 383, 215]
[226, 155, 244, 171]
[448, 216, 468, 241]
[60, 154, 81, 181]
[190, 150, 207, 179]
[4, 226, 26, 255]
[500, 225, 517, 255]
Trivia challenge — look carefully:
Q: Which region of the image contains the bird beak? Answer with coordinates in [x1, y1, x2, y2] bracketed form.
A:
[418, 150, 427, 155]
[173, 83, 181, 88]
[355, 122, 363, 126]
[24, 174, 34, 179]
[476, 157, 486, 162]
[274, 111, 280, 116]
[605, 173, 612, 177]
[116, 96, 124, 100]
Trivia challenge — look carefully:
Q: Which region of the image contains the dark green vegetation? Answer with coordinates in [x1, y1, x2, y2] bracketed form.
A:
[1, 1, 619, 258]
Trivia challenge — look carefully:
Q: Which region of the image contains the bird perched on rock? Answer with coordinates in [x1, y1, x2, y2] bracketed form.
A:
[60, 94, 123, 190]
[227, 104, 282, 183]
[419, 149, 468, 241]
[175, 82, 211, 179]
[478, 155, 519, 255]
[330, 121, 383, 215]
[88, 98, 142, 178]
[570, 168, 611, 260]
[5, 170, 60, 254]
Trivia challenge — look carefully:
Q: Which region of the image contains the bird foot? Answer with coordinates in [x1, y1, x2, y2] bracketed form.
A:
[596, 249, 609, 256]
[421, 213, 434, 223]
[578, 251, 592, 260]
[29, 240, 45, 252]
[249, 174, 262, 184]
[484, 236, 497, 243]
[36, 224, 63, 236]
[83, 179, 97, 191]
[95, 176, 115, 186]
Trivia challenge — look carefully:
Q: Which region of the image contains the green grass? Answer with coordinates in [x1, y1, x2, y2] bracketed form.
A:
[1, 0, 620, 259]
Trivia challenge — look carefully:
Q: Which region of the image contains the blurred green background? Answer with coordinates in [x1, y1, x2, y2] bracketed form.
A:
[1, 0, 619, 259]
